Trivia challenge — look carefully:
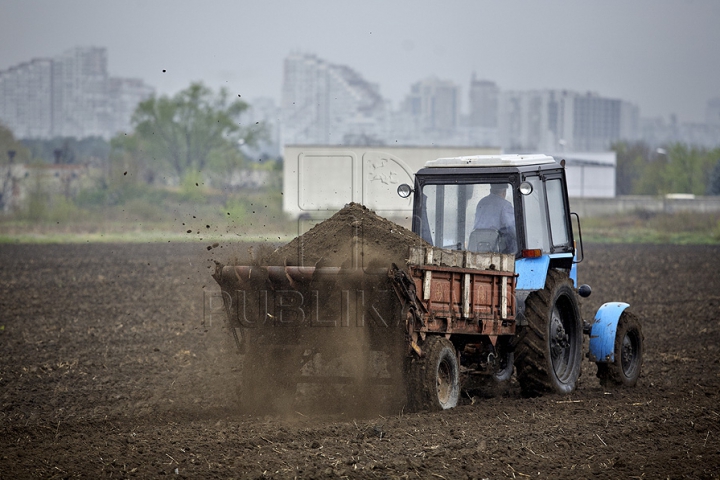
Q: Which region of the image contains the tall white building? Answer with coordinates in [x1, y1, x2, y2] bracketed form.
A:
[468, 75, 498, 129]
[281, 53, 387, 145]
[499, 90, 638, 152]
[105, 78, 155, 135]
[402, 77, 460, 135]
[0, 59, 53, 138]
[0, 47, 154, 139]
[51, 47, 109, 138]
[499, 90, 553, 152]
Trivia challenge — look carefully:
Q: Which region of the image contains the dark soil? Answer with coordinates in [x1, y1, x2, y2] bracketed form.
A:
[1, 242, 719, 479]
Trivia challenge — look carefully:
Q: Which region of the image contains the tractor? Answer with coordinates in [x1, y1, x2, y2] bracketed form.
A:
[394, 153, 643, 408]
[213, 154, 643, 411]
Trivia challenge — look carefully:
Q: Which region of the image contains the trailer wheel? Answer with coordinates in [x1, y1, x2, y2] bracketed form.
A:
[514, 270, 583, 396]
[407, 336, 460, 411]
[597, 310, 643, 387]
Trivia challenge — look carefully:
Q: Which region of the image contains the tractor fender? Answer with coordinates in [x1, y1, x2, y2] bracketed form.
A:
[588, 302, 630, 363]
[515, 255, 550, 290]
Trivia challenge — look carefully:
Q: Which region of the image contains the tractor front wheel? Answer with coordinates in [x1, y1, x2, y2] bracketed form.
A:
[597, 310, 643, 387]
[514, 270, 583, 396]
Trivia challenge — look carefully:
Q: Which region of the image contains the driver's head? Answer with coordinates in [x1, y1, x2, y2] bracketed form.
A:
[490, 184, 508, 197]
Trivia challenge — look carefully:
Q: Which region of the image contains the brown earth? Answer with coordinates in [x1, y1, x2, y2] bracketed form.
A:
[1, 241, 719, 479]
[265, 203, 429, 268]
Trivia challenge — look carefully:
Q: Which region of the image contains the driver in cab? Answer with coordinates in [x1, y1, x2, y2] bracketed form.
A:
[472, 183, 517, 254]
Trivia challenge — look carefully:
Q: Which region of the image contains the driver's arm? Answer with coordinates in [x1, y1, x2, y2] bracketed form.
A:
[500, 203, 517, 253]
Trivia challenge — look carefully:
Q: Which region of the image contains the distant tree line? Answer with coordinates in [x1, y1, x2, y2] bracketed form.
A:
[7, 88, 720, 199]
[21, 136, 110, 165]
[613, 142, 720, 196]
[0, 124, 32, 164]
[111, 82, 268, 185]
[8, 82, 271, 184]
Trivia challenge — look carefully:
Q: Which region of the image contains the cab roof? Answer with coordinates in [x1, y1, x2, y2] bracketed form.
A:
[426, 154, 556, 168]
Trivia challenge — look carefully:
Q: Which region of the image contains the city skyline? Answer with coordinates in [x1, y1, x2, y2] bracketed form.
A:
[279, 52, 645, 152]
[1, 0, 719, 124]
[4, 48, 719, 151]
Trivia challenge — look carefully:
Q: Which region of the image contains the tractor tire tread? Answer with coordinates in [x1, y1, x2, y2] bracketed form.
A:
[406, 336, 459, 412]
[514, 270, 582, 396]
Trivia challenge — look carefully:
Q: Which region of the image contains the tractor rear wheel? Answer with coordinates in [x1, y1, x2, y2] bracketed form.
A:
[406, 336, 460, 411]
[597, 310, 643, 387]
[514, 270, 583, 396]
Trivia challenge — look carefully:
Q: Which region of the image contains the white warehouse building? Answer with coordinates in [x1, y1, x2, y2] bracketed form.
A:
[558, 152, 616, 198]
[282, 146, 615, 224]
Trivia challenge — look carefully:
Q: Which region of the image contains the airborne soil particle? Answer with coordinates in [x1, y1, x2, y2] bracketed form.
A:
[0, 242, 719, 478]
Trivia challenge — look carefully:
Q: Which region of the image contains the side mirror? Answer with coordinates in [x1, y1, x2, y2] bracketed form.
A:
[397, 184, 413, 198]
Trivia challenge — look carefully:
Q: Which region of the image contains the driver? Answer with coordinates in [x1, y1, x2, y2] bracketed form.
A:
[473, 184, 517, 254]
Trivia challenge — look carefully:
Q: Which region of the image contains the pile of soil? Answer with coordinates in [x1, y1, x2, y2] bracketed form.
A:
[264, 203, 429, 267]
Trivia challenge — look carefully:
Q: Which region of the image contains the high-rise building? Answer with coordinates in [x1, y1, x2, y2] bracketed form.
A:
[499, 90, 638, 152]
[0, 47, 154, 139]
[468, 75, 498, 129]
[402, 77, 460, 134]
[105, 78, 155, 134]
[51, 47, 109, 138]
[499, 90, 554, 152]
[281, 53, 387, 145]
[0, 59, 53, 138]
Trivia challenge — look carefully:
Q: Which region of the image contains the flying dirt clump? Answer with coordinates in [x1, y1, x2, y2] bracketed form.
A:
[265, 202, 429, 268]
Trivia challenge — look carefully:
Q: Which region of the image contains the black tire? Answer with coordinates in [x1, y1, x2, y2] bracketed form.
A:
[493, 351, 515, 383]
[514, 270, 583, 396]
[597, 310, 643, 387]
[406, 336, 460, 411]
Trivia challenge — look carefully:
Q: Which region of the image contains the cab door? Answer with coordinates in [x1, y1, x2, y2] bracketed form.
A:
[520, 172, 573, 255]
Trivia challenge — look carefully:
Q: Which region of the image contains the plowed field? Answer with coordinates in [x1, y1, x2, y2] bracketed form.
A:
[1, 243, 719, 479]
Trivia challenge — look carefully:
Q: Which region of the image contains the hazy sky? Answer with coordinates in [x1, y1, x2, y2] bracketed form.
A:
[1, 0, 719, 122]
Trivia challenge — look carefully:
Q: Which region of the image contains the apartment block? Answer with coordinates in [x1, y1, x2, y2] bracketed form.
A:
[0, 47, 154, 139]
[281, 53, 387, 145]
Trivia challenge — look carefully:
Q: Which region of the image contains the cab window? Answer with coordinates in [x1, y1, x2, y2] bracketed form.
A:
[420, 182, 517, 254]
[546, 178, 570, 249]
[522, 176, 550, 252]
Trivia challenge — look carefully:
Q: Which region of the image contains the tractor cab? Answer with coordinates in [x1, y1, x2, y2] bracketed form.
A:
[404, 154, 573, 255]
[398, 154, 579, 286]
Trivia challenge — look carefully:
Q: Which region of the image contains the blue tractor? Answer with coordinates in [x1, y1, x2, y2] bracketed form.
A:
[213, 154, 644, 412]
[397, 154, 644, 400]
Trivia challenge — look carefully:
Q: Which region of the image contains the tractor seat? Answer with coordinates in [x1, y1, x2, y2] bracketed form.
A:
[468, 229, 501, 253]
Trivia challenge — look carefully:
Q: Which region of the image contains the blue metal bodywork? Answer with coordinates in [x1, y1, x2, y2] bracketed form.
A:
[515, 253, 576, 290]
[515, 256, 550, 290]
[589, 302, 630, 363]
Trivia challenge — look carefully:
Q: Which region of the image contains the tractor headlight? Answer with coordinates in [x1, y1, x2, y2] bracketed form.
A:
[397, 184, 413, 198]
[519, 182, 533, 195]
